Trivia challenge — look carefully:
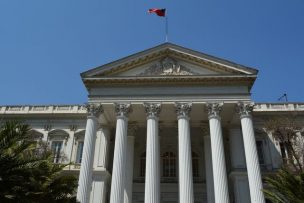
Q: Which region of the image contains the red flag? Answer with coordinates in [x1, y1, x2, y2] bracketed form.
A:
[148, 8, 166, 17]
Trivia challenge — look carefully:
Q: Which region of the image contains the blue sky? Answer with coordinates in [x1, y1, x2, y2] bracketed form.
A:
[0, 0, 303, 105]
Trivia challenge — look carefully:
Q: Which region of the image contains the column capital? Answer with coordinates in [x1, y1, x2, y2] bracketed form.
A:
[85, 103, 103, 118]
[114, 103, 132, 118]
[175, 102, 192, 119]
[236, 102, 254, 118]
[144, 103, 161, 118]
[206, 102, 223, 119]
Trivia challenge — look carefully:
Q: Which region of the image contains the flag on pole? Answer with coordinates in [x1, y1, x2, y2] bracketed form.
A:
[148, 8, 166, 17]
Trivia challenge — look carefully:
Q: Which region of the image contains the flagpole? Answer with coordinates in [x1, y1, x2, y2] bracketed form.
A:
[165, 12, 168, 42]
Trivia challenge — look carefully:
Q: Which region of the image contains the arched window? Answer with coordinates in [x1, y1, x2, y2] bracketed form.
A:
[48, 130, 69, 163]
[75, 131, 85, 164]
[192, 152, 199, 177]
[162, 152, 176, 177]
[140, 152, 146, 177]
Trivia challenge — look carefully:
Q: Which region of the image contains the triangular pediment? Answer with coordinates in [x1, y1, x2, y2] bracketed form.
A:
[81, 43, 258, 78]
[111, 57, 220, 77]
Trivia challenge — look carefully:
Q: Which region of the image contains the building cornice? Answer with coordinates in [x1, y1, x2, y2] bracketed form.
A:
[254, 103, 304, 112]
[0, 105, 86, 115]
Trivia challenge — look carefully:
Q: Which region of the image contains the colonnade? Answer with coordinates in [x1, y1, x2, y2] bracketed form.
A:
[76, 102, 265, 203]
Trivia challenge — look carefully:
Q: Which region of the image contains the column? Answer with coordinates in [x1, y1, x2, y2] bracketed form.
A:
[206, 103, 230, 203]
[202, 125, 215, 203]
[176, 103, 194, 203]
[237, 102, 265, 203]
[144, 103, 161, 203]
[110, 103, 132, 203]
[124, 124, 137, 203]
[77, 104, 103, 203]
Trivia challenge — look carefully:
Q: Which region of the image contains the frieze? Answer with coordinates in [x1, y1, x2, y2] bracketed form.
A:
[137, 57, 199, 76]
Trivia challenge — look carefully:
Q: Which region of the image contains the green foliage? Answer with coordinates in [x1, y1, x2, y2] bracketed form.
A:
[0, 121, 78, 202]
[263, 169, 304, 203]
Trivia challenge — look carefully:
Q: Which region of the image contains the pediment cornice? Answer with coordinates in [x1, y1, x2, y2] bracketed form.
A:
[82, 74, 257, 89]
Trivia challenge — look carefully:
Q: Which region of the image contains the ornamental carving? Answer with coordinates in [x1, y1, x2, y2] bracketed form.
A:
[128, 122, 138, 136]
[175, 103, 192, 118]
[85, 103, 103, 117]
[236, 102, 254, 117]
[115, 103, 132, 117]
[144, 103, 161, 117]
[69, 125, 78, 132]
[137, 57, 198, 76]
[206, 103, 223, 118]
[200, 122, 210, 136]
[44, 124, 52, 131]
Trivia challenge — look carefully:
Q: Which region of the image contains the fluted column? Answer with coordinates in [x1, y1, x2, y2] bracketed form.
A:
[206, 103, 230, 203]
[176, 103, 194, 203]
[110, 103, 131, 203]
[202, 126, 215, 203]
[77, 104, 103, 203]
[237, 102, 265, 203]
[124, 124, 137, 203]
[144, 103, 161, 203]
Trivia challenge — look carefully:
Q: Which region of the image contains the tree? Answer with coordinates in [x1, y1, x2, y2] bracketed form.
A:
[263, 117, 304, 202]
[0, 121, 78, 203]
[263, 169, 304, 203]
[265, 117, 304, 173]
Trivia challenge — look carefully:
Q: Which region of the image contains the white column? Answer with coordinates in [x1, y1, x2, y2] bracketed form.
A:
[144, 103, 161, 203]
[203, 132, 215, 203]
[176, 103, 194, 203]
[206, 103, 230, 203]
[110, 103, 131, 203]
[124, 124, 136, 203]
[237, 102, 265, 203]
[77, 104, 103, 203]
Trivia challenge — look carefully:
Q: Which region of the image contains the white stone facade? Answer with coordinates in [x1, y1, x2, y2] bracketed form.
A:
[1, 43, 304, 203]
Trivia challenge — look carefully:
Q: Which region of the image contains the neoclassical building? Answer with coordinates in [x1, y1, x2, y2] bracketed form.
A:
[1, 43, 303, 203]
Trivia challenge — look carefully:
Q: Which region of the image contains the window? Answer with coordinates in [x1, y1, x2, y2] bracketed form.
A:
[279, 142, 287, 162]
[256, 140, 265, 165]
[192, 152, 199, 177]
[76, 141, 84, 164]
[51, 141, 63, 163]
[162, 152, 176, 177]
[140, 152, 146, 177]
